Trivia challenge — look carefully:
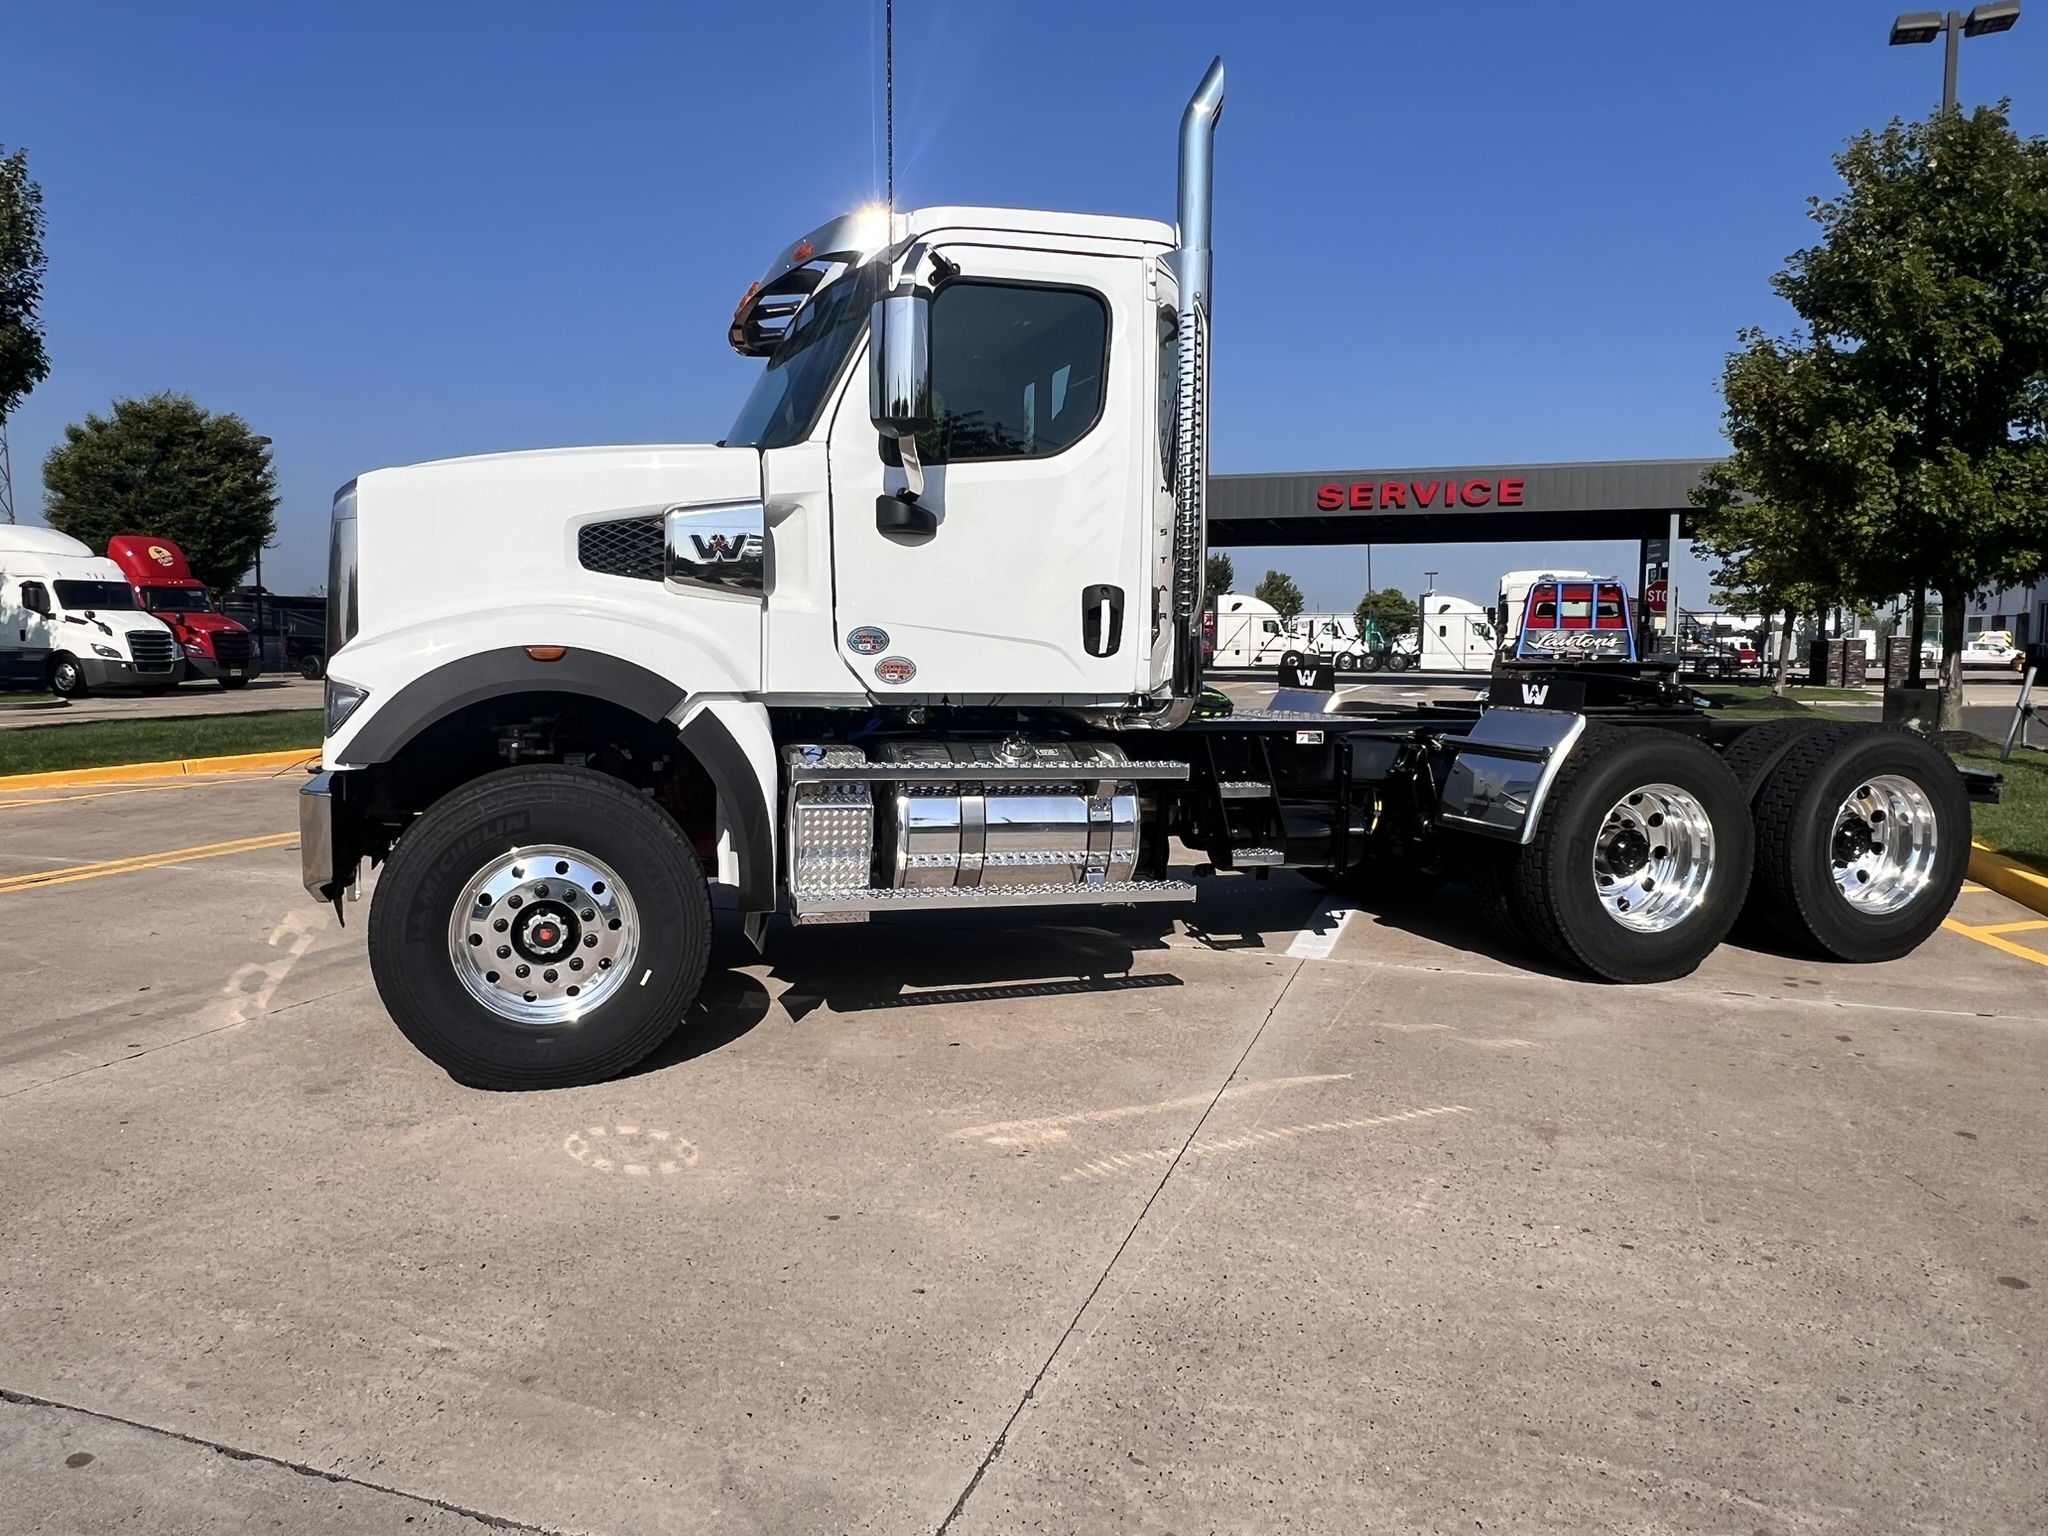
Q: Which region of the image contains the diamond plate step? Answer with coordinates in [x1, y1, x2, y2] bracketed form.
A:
[790, 879, 1196, 924]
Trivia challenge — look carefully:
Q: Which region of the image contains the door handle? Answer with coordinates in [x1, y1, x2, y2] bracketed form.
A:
[1081, 584, 1124, 657]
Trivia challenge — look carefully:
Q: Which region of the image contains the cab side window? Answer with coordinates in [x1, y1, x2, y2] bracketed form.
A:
[922, 281, 1109, 464]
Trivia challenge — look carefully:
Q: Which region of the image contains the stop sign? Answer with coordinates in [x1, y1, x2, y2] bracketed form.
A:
[1644, 580, 1668, 614]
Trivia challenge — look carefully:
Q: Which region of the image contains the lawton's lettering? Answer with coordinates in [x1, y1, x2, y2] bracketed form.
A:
[1314, 478, 1526, 512]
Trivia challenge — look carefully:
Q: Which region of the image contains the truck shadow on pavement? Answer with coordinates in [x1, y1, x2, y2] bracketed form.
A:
[629, 903, 1199, 1076]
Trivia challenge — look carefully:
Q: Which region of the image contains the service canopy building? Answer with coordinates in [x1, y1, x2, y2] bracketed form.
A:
[1208, 459, 1720, 547]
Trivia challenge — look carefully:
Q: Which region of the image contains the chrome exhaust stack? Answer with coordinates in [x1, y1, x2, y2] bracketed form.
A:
[1167, 56, 1225, 716]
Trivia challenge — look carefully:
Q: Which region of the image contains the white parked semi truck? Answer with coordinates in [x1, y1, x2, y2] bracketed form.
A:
[303, 60, 1985, 1089]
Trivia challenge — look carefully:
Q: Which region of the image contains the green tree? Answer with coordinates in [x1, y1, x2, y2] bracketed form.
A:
[0, 146, 51, 428]
[1204, 551, 1234, 603]
[1354, 587, 1417, 645]
[43, 393, 278, 594]
[1692, 334, 1898, 694]
[1255, 568, 1304, 620]
[1702, 105, 2048, 727]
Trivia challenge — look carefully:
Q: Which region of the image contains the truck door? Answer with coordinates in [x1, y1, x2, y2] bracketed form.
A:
[825, 244, 1145, 696]
[1, 579, 53, 687]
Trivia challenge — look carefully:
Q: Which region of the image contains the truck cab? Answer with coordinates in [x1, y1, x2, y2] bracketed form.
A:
[0, 528, 185, 697]
[106, 536, 262, 688]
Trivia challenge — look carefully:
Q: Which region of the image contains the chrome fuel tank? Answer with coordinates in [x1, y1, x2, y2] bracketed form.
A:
[883, 741, 1140, 889]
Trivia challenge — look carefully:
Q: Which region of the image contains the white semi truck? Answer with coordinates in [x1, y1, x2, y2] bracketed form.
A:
[303, 60, 1983, 1089]
[0, 527, 186, 696]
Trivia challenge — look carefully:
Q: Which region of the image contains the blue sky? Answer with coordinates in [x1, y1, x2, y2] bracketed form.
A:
[6, 1, 2044, 612]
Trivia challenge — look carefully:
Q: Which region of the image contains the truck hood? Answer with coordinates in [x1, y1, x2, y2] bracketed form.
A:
[350, 444, 763, 643]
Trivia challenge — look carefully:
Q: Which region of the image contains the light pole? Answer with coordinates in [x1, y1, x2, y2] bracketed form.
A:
[1889, 4, 2020, 115]
[1888, 4, 2019, 688]
[251, 435, 273, 666]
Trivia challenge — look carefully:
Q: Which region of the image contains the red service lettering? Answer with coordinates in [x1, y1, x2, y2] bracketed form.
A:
[1316, 484, 1344, 510]
[1411, 481, 1440, 507]
[1350, 483, 1373, 510]
[1379, 482, 1406, 509]
[1463, 480, 1492, 506]
[1499, 478, 1525, 506]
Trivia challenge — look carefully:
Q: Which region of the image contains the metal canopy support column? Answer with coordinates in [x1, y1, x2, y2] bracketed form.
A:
[1667, 511, 1682, 652]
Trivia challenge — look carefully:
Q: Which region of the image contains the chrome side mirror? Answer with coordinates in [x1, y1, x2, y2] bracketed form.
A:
[868, 288, 933, 438]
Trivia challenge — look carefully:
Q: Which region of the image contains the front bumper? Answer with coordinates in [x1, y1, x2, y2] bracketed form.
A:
[184, 654, 264, 682]
[79, 656, 186, 690]
[301, 772, 345, 901]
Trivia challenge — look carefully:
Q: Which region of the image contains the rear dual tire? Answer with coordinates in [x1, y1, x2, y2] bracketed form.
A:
[1501, 726, 1753, 983]
[368, 765, 711, 1090]
[1742, 725, 1968, 963]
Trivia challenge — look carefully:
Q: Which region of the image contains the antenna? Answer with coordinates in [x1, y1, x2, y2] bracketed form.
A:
[0, 418, 14, 524]
[886, 0, 895, 213]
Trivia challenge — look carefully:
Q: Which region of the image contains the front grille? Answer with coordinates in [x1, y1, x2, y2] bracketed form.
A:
[212, 630, 253, 664]
[127, 630, 175, 668]
[578, 515, 665, 582]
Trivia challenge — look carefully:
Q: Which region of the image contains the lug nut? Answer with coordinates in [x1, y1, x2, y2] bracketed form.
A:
[543, 968, 558, 983]
[534, 883, 549, 897]
[515, 964, 530, 978]
[496, 945, 511, 959]
[569, 957, 583, 971]
[494, 918, 508, 932]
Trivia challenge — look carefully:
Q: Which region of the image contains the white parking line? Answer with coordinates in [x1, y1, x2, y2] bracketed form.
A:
[1285, 892, 1357, 960]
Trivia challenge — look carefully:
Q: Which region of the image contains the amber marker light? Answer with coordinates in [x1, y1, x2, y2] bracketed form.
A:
[526, 646, 567, 662]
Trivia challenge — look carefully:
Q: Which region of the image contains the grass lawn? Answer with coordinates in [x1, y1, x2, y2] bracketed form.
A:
[1959, 748, 2048, 874]
[0, 710, 322, 778]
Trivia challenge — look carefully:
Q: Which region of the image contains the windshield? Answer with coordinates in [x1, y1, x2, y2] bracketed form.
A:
[143, 587, 215, 613]
[54, 580, 139, 611]
[726, 264, 878, 450]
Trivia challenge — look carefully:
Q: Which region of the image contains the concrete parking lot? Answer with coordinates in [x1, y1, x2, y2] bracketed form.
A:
[1, 769, 2042, 1534]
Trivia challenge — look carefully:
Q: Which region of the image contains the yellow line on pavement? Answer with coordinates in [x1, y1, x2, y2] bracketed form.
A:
[0, 772, 287, 811]
[0, 832, 299, 895]
[1978, 919, 2048, 936]
[1941, 917, 2048, 969]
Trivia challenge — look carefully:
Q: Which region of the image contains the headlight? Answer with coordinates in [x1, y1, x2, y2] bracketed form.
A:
[92, 643, 121, 659]
[325, 677, 368, 737]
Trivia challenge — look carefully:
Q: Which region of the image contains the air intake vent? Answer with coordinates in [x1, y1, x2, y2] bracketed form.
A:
[578, 515, 665, 582]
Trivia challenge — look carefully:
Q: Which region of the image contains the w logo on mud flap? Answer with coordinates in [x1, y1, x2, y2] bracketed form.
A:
[1520, 682, 1550, 705]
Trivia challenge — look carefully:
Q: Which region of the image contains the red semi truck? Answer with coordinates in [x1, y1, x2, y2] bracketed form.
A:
[105, 536, 262, 688]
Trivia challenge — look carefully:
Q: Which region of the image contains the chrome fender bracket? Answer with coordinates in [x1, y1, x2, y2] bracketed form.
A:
[1438, 708, 1589, 845]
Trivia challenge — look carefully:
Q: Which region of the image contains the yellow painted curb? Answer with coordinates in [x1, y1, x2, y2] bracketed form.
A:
[0, 748, 321, 795]
[1969, 842, 2048, 919]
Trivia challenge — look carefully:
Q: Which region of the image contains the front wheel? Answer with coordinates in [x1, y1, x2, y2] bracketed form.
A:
[1387, 650, 1414, 672]
[1506, 725, 1753, 983]
[1359, 650, 1384, 673]
[49, 654, 87, 699]
[1336, 651, 1358, 672]
[367, 765, 711, 1089]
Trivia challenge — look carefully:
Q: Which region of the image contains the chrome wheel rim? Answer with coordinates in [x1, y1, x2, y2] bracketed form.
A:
[1593, 782, 1715, 933]
[447, 845, 639, 1026]
[1831, 774, 1937, 914]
